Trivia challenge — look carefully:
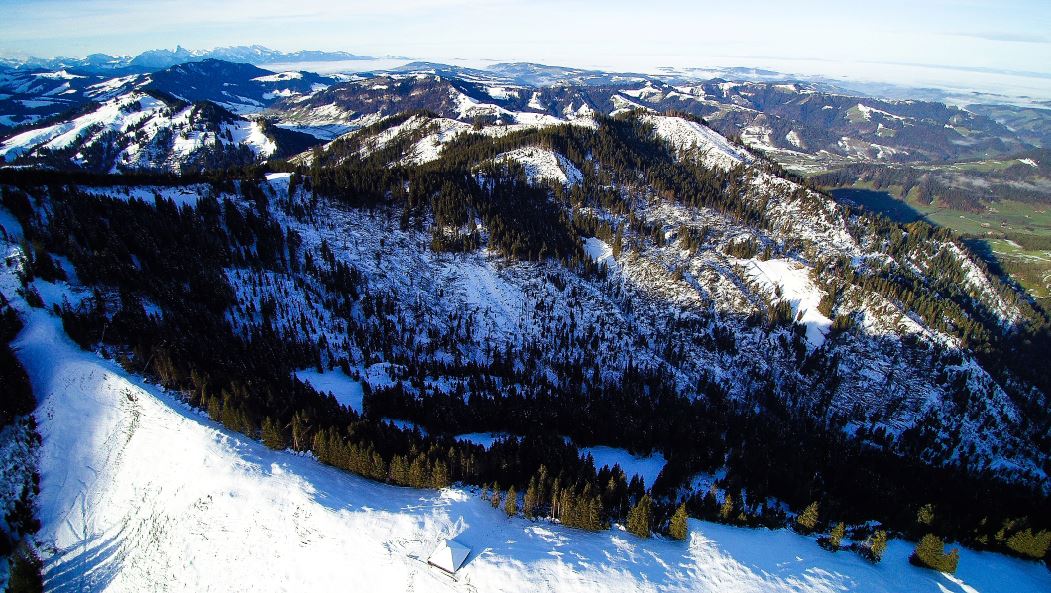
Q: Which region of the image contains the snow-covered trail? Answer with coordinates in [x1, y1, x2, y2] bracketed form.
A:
[1, 232, 1048, 592]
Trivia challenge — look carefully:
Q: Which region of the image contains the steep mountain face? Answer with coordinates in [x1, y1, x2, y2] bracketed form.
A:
[3, 83, 1051, 584]
[4, 58, 1040, 190]
[291, 111, 1049, 489]
[271, 70, 1033, 169]
[699, 82, 1030, 163]
[8, 108, 1049, 493]
[4, 52, 1051, 592]
[0, 67, 139, 130]
[274, 73, 564, 129]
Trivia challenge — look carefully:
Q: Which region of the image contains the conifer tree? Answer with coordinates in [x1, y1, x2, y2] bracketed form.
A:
[550, 478, 562, 519]
[627, 494, 653, 538]
[829, 522, 846, 550]
[390, 455, 409, 485]
[290, 412, 309, 451]
[1005, 529, 1051, 560]
[505, 485, 518, 517]
[432, 460, 449, 489]
[523, 476, 539, 519]
[669, 503, 689, 541]
[916, 504, 935, 526]
[261, 416, 286, 450]
[796, 501, 820, 533]
[556, 487, 572, 522]
[719, 493, 734, 522]
[582, 494, 602, 531]
[865, 530, 888, 562]
[491, 484, 502, 509]
[206, 396, 222, 423]
[911, 534, 959, 573]
[409, 455, 429, 488]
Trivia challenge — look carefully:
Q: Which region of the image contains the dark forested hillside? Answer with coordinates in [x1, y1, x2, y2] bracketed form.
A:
[2, 52, 1051, 584]
[2, 106, 1049, 565]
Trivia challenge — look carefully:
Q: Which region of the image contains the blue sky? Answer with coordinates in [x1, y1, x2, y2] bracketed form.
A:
[1, 0, 1048, 77]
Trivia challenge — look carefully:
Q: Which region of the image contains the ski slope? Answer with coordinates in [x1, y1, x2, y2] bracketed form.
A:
[5, 292, 1049, 592]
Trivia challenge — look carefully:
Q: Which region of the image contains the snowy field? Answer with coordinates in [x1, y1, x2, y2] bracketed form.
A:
[455, 432, 516, 449]
[578, 446, 666, 488]
[583, 237, 617, 270]
[3, 271, 1050, 592]
[455, 432, 666, 488]
[294, 368, 364, 413]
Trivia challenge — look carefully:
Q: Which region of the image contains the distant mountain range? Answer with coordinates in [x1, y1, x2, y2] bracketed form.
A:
[0, 45, 382, 74]
[1, 55, 1047, 172]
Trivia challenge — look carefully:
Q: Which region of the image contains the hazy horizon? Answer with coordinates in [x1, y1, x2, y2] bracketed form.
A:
[2, 1, 1047, 70]
[1, 1, 1050, 104]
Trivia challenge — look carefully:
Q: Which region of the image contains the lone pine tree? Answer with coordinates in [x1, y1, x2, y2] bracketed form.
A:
[669, 503, 689, 541]
[505, 485, 518, 517]
[796, 501, 820, 533]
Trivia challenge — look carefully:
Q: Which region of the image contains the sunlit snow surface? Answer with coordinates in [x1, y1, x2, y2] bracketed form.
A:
[294, 368, 364, 413]
[742, 258, 832, 348]
[577, 446, 666, 489]
[1, 217, 1050, 593]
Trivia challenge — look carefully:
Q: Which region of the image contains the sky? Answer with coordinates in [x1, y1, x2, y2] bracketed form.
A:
[1, 0, 1050, 92]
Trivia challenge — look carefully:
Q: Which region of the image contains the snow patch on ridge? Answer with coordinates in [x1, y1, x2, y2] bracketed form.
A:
[742, 258, 832, 349]
[584, 237, 618, 270]
[643, 115, 753, 171]
[252, 71, 303, 83]
[492, 146, 583, 186]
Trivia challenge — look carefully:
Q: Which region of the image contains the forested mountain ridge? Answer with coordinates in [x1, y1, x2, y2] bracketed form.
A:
[269, 71, 1032, 166]
[274, 109, 1051, 494]
[0, 89, 317, 174]
[2, 58, 1050, 577]
[0, 59, 337, 135]
[0, 45, 373, 74]
[4, 57, 1045, 197]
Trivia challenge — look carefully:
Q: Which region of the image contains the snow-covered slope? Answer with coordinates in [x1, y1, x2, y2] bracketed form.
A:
[741, 258, 833, 349]
[0, 91, 295, 172]
[491, 146, 583, 186]
[6, 299, 1049, 593]
[233, 164, 1043, 487]
[643, 114, 753, 171]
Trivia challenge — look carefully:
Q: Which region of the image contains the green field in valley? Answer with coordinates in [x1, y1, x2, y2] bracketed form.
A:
[828, 187, 1051, 307]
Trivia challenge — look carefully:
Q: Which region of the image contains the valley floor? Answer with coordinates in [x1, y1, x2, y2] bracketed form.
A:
[7, 293, 1051, 592]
